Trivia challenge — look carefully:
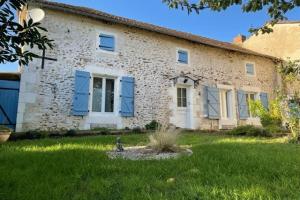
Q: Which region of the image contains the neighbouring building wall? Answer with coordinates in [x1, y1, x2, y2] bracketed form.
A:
[16, 8, 279, 132]
[242, 23, 300, 60]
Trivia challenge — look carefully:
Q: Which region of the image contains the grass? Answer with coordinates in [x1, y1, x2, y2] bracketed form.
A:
[1, 133, 300, 200]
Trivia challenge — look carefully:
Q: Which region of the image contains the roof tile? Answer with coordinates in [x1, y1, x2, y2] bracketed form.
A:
[32, 0, 278, 60]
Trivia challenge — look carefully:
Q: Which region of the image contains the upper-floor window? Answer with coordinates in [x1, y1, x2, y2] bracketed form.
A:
[177, 50, 188, 64]
[99, 34, 115, 52]
[245, 63, 255, 76]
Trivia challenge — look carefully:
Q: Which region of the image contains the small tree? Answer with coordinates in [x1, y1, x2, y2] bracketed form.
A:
[0, 0, 53, 66]
[163, 0, 300, 34]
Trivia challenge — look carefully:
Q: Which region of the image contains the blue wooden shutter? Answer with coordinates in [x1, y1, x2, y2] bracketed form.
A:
[72, 70, 90, 116]
[206, 86, 220, 119]
[178, 50, 188, 64]
[203, 86, 208, 117]
[99, 34, 115, 51]
[260, 92, 269, 110]
[237, 90, 249, 119]
[120, 77, 134, 117]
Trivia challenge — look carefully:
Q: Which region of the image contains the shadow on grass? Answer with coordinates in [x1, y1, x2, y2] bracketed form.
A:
[1, 134, 300, 200]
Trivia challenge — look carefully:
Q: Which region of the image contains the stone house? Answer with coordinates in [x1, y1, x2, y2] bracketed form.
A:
[10, 0, 281, 132]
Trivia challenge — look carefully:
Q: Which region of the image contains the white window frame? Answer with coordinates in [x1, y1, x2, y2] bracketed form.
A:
[217, 84, 237, 129]
[245, 62, 256, 77]
[91, 75, 117, 114]
[241, 86, 261, 120]
[219, 89, 231, 120]
[217, 85, 235, 120]
[177, 87, 187, 108]
[96, 30, 118, 55]
[176, 48, 190, 65]
[245, 92, 259, 118]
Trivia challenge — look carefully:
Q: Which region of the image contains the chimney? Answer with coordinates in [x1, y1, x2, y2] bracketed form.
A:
[233, 34, 246, 45]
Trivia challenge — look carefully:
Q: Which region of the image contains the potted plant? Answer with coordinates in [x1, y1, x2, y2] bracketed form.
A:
[0, 126, 12, 143]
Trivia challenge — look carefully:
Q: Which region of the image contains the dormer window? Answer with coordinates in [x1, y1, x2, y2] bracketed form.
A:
[177, 50, 188, 64]
[99, 34, 115, 51]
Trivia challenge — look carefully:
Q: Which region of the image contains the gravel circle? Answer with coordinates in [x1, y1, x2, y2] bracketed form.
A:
[107, 146, 193, 160]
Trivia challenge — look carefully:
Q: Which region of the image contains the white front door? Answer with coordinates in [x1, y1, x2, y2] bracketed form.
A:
[175, 86, 192, 129]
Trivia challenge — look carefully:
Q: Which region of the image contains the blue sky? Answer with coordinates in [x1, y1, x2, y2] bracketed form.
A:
[1, 0, 300, 72]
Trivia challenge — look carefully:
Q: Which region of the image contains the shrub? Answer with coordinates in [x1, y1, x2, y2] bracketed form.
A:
[92, 127, 111, 135]
[264, 125, 286, 136]
[249, 99, 283, 136]
[65, 129, 77, 137]
[249, 99, 282, 127]
[132, 127, 143, 134]
[48, 132, 63, 138]
[148, 126, 180, 153]
[25, 131, 42, 139]
[39, 131, 48, 138]
[145, 120, 161, 130]
[227, 125, 270, 137]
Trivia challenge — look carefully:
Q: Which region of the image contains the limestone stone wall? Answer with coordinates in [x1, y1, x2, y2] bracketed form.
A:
[16, 8, 279, 132]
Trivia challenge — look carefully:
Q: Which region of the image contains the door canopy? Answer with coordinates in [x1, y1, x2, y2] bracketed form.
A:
[170, 72, 203, 88]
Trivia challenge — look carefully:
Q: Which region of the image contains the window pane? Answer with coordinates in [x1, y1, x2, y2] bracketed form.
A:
[246, 93, 256, 117]
[177, 88, 182, 107]
[246, 94, 250, 116]
[182, 88, 187, 107]
[246, 63, 254, 75]
[182, 97, 187, 107]
[250, 93, 255, 101]
[105, 79, 115, 112]
[177, 88, 187, 107]
[220, 91, 226, 118]
[92, 78, 102, 112]
[182, 88, 187, 98]
[226, 91, 231, 118]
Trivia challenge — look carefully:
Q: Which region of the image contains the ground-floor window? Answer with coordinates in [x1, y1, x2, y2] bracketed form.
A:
[245, 92, 256, 117]
[220, 89, 232, 119]
[92, 77, 115, 113]
[177, 87, 187, 107]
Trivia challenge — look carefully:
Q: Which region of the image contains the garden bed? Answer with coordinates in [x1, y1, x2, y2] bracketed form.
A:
[107, 146, 193, 160]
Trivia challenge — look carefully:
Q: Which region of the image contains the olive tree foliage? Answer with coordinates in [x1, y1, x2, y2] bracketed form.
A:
[163, 0, 300, 34]
[0, 0, 53, 66]
[278, 59, 300, 82]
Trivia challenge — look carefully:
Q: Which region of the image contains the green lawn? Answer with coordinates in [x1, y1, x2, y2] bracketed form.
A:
[1, 133, 300, 200]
